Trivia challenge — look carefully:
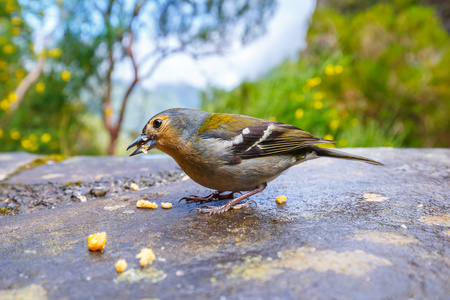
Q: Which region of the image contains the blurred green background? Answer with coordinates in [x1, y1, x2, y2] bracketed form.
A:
[1, 0, 449, 155]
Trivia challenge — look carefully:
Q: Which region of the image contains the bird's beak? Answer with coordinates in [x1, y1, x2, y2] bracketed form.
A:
[126, 134, 156, 156]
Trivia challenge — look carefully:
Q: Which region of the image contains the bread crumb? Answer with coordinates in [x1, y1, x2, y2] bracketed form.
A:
[136, 248, 155, 267]
[136, 200, 157, 209]
[130, 183, 139, 191]
[115, 259, 127, 273]
[161, 202, 172, 209]
[88, 232, 107, 251]
[276, 195, 287, 204]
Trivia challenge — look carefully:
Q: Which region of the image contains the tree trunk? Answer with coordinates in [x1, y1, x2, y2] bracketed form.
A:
[107, 129, 118, 156]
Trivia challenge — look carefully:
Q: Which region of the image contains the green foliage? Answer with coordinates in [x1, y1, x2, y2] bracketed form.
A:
[202, 3, 450, 148]
[2, 71, 102, 155]
[0, 0, 31, 99]
[0, 1, 102, 155]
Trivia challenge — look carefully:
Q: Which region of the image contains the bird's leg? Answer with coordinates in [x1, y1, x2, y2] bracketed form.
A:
[190, 183, 267, 215]
[179, 191, 239, 204]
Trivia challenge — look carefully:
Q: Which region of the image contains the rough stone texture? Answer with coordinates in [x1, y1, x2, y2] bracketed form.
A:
[5, 154, 178, 184]
[0, 148, 449, 300]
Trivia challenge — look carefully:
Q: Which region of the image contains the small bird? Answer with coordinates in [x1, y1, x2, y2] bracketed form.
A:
[127, 108, 382, 215]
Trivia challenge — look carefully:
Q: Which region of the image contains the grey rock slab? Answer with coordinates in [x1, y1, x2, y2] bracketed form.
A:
[5, 154, 179, 184]
[0, 148, 449, 299]
[0, 152, 41, 181]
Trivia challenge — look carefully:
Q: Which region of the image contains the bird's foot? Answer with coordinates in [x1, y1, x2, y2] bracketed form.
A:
[190, 200, 257, 215]
[179, 191, 239, 204]
[189, 184, 266, 215]
[231, 200, 257, 210]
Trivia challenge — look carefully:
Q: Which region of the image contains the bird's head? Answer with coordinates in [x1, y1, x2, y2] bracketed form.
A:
[126, 108, 208, 156]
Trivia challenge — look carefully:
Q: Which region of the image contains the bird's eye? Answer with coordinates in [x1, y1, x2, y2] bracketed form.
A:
[153, 119, 163, 129]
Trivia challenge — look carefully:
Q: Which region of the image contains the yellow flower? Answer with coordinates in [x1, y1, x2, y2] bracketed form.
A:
[10, 130, 21, 140]
[36, 82, 46, 94]
[329, 119, 340, 130]
[40, 133, 52, 143]
[15, 69, 25, 80]
[105, 108, 113, 117]
[6, 3, 16, 13]
[313, 101, 323, 110]
[324, 134, 334, 141]
[3, 44, 15, 54]
[0, 128, 3, 138]
[30, 143, 39, 152]
[295, 108, 304, 119]
[0, 99, 9, 111]
[11, 16, 22, 26]
[11, 27, 21, 36]
[48, 48, 62, 58]
[320, 142, 335, 149]
[21, 139, 32, 149]
[8, 91, 18, 102]
[61, 70, 71, 81]
[29, 134, 38, 142]
[313, 91, 325, 101]
[324, 64, 335, 76]
[351, 118, 359, 127]
[337, 139, 348, 147]
[0, 60, 7, 69]
[306, 77, 321, 88]
[334, 65, 344, 74]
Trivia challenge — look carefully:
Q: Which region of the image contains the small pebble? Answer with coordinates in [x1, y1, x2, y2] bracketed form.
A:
[90, 187, 107, 197]
[130, 183, 139, 191]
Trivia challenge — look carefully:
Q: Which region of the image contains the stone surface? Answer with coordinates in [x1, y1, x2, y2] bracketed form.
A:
[0, 152, 41, 181]
[4, 154, 178, 184]
[0, 148, 449, 299]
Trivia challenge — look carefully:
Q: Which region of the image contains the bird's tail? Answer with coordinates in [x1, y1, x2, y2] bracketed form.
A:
[311, 145, 383, 165]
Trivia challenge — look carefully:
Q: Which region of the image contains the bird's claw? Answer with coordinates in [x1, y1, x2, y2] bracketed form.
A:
[231, 200, 257, 210]
[189, 200, 256, 215]
[179, 191, 239, 204]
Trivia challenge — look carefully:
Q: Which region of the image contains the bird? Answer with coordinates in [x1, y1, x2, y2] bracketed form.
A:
[127, 108, 382, 215]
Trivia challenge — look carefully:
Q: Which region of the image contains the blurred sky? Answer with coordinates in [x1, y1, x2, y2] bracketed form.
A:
[115, 0, 316, 91]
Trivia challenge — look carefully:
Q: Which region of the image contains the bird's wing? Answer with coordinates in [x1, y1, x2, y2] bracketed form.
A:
[198, 114, 333, 160]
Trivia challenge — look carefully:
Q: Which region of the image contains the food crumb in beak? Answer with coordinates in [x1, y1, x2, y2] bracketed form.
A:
[141, 145, 150, 154]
